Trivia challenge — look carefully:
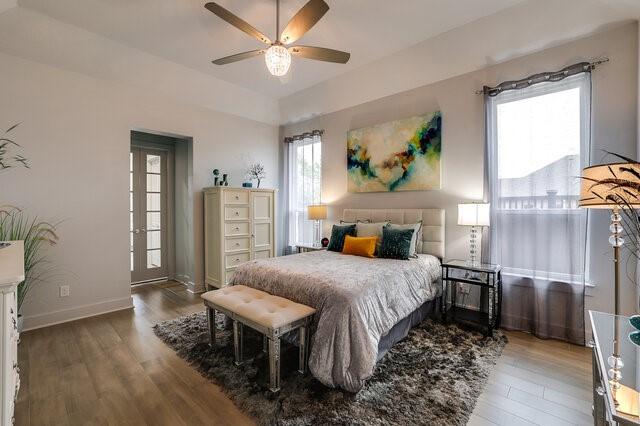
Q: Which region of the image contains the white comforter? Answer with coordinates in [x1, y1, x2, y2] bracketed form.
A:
[230, 250, 441, 392]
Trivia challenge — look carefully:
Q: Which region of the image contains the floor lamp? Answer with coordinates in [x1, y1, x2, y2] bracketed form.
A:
[580, 162, 640, 405]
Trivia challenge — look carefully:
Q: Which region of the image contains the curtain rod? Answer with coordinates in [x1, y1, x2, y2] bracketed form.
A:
[284, 129, 324, 143]
[476, 58, 609, 96]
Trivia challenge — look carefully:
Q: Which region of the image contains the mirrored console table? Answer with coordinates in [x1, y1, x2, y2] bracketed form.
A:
[590, 310, 640, 425]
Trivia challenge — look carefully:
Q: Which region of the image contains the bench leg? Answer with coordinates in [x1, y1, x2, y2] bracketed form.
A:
[206, 307, 216, 346]
[268, 337, 281, 392]
[233, 321, 244, 366]
[298, 326, 309, 374]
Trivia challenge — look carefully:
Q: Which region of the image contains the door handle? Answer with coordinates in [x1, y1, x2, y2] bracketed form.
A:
[141, 228, 146, 232]
[134, 229, 140, 234]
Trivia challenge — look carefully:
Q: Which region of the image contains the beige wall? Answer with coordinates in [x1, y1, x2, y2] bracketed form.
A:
[0, 51, 279, 330]
[282, 23, 639, 317]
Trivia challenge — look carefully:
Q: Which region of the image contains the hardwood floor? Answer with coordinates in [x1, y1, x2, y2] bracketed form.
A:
[16, 281, 593, 426]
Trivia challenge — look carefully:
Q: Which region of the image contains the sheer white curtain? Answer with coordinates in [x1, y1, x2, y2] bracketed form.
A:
[284, 132, 322, 252]
[486, 72, 591, 343]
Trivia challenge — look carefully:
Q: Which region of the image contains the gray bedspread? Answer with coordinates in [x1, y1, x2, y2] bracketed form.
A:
[229, 250, 441, 392]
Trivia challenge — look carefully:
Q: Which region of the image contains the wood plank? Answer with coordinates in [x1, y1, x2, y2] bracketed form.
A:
[508, 387, 593, 424]
[16, 280, 595, 426]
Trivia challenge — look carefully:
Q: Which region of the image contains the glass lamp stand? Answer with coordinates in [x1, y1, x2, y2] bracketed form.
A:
[313, 220, 322, 248]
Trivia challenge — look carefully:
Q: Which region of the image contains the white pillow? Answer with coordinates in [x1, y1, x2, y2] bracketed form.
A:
[356, 222, 388, 252]
[386, 221, 423, 257]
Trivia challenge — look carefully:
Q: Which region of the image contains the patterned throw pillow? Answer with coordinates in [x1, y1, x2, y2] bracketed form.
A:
[327, 224, 357, 252]
[386, 221, 422, 257]
[342, 235, 378, 258]
[379, 227, 414, 260]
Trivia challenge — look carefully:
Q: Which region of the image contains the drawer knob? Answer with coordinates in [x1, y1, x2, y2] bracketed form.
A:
[235, 227, 239, 231]
[587, 340, 595, 348]
[235, 258, 240, 262]
[596, 386, 605, 396]
[235, 195, 239, 200]
[235, 211, 239, 215]
[235, 242, 240, 246]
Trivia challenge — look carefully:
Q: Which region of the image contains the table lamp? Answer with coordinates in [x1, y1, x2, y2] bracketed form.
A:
[307, 205, 327, 248]
[580, 161, 640, 404]
[457, 203, 490, 265]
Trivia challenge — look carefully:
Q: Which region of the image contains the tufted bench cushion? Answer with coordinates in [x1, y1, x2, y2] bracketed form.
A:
[201, 285, 316, 331]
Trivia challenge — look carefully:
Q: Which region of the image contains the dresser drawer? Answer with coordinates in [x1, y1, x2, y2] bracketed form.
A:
[225, 206, 249, 221]
[224, 190, 249, 205]
[225, 222, 250, 237]
[225, 252, 250, 268]
[225, 237, 250, 252]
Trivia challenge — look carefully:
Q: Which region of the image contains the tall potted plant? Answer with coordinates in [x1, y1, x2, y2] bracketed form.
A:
[1, 124, 59, 330]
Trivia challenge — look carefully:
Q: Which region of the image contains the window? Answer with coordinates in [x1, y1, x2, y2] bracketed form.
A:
[287, 133, 321, 246]
[487, 73, 590, 283]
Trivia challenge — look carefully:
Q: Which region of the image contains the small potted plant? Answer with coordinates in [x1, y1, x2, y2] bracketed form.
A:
[246, 163, 266, 188]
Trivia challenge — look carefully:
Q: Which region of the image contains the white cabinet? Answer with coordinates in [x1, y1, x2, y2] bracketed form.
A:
[204, 188, 276, 289]
[0, 241, 23, 426]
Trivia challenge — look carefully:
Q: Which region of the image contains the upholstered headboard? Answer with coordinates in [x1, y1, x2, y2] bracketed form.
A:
[342, 208, 445, 259]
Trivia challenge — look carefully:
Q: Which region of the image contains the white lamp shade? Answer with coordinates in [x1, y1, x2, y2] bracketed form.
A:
[307, 205, 328, 221]
[458, 203, 490, 226]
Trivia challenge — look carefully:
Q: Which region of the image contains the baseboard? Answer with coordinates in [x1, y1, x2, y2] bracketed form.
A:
[22, 296, 134, 331]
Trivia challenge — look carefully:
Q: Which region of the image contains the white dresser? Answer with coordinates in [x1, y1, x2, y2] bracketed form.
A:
[204, 187, 276, 289]
[0, 241, 23, 426]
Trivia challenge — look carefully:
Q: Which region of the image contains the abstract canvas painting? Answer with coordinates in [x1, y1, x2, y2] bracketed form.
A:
[347, 111, 442, 192]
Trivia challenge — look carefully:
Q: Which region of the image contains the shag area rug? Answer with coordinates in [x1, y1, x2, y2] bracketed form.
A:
[154, 312, 506, 426]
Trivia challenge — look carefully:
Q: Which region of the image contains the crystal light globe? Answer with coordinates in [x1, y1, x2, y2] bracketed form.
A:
[264, 45, 291, 77]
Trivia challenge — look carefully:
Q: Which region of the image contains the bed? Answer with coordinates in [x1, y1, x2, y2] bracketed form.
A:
[229, 208, 445, 392]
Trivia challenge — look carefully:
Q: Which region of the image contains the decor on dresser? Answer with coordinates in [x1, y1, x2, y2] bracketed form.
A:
[306, 204, 327, 247]
[457, 203, 490, 266]
[321, 237, 329, 248]
[212, 169, 220, 186]
[246, 163, 266, 188]
[347, 111, 442, 193]
[203, 187, 276, 290]
[154, 311, 506, 425]
[0, 207, 59, 323]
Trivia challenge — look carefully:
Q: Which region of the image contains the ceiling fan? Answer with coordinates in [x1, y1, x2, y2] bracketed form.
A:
[205, 0, 350, 77]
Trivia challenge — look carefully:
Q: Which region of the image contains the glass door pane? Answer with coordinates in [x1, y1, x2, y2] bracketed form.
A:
[130, 148, 168, 283]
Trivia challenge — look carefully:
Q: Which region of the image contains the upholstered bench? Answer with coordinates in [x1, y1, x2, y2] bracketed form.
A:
[201, 285, 316, 392]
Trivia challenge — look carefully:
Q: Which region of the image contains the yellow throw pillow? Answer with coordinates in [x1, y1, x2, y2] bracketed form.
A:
[342, 235, 378, 258]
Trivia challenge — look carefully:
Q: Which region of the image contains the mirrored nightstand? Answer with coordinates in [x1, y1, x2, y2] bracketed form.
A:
[441, 259, 502, 336]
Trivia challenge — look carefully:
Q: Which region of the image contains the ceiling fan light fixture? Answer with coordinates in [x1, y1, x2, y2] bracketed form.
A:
[265, 44, 291, 77]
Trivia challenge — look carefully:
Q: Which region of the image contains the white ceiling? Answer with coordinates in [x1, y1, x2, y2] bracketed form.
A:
[16, 0, 524, 99]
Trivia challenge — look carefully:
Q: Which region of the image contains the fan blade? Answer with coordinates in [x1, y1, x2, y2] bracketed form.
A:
[212, 49, 265, 65]
[205, 2, 271, 45]
[289, 46, 350, 63]
[279, 0, 329, 45]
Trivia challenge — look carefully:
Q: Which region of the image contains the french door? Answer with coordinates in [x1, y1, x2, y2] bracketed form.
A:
[130, 147, 168, 283]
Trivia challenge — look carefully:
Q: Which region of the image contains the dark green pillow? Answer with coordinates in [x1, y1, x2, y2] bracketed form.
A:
[379, 227, 414, 260]
[327, 224, 357, 252]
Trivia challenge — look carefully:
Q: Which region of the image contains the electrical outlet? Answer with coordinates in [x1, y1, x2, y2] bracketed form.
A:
[59, 285, 70, 297]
